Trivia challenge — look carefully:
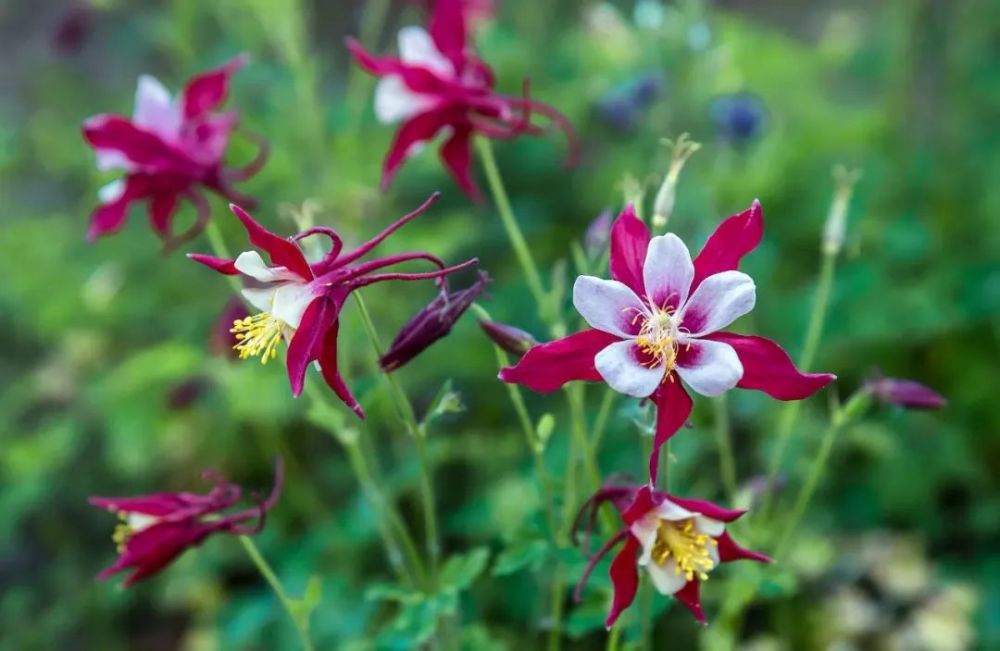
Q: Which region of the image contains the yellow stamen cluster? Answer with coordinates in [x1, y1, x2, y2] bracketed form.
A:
[231, 312, 284, 364]
[633, 307, 679, 371]
[650, 518, 718, 582]
[112, 513, 133, 553]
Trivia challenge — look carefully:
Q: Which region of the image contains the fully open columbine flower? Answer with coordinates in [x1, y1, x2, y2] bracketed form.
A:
[82, 55, 268, 248]
[346, 0, 578, 199]
[574, 483, 768, 627]
[89, 458, 283, 587]
[189, 193, 478, 417]
[501, 202, 835, 481]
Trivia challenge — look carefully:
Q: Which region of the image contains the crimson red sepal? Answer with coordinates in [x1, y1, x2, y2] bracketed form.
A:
[608, 203, 650, 296]
[674, 580, 706, 624]
[705, 332, 836, 400]
[182, 53, 248, 120]
[228, 204, 313, 281]
[691, 200, 764, 291]
[187, 253, 239, 275]
[498, 329, 619, 393]
[648, 378, 692, 484]
[286, 296, 337, 397]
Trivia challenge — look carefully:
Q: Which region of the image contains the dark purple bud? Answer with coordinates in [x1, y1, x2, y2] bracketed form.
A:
[710, 93, 766, 144]
[865, 376, 946, 410]
[379, 272, 491, 372]
[52, 3, 92, 55]
[478, 319, 538, 356]
[584, 209, 614, 257]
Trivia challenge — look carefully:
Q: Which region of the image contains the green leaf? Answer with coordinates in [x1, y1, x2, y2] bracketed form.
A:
[440, 546, 491, 592]
[492, 539, 550, 576]
[365, 582, 424, 605]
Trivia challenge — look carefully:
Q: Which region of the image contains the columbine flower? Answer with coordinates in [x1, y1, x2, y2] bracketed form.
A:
[574, 483, 768, 627]
[380, 271, 490, 371]
[865, 374, 946, 410]
[189, 193, 478, 417]
[501, 202, 835, 481]
[82, 55, 268, 248]
[346, 0, 578, 199]
[89, 458, 283, 587]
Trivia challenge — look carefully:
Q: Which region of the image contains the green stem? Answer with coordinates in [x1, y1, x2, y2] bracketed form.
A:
[476, 137, 549, 317]
[353, 292, 441, 585]
[239, 536, 315, 651]
[547, 565, 566, 651]
[591, 389, 617, 451]
[712, 395, 737, 499]
[605, 622, 623, 651]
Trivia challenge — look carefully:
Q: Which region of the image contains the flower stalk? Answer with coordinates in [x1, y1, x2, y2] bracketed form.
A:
[239, 535, 316, 651]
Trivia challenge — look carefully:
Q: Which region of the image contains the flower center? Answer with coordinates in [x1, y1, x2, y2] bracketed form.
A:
[635, 308, 680, 371]
[231, 313, 285, 364]
[649, 518, 717, 582]
[112, 512, 159, 553]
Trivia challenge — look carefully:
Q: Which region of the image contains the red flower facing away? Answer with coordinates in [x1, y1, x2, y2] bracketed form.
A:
[189, 193, 478, 418]
[82, 55, 268, 249]
[89, 458, 284, 587]
[346, 0, 578, 199]
[500, 202, 836, 482]
[574, 483, 769, 628]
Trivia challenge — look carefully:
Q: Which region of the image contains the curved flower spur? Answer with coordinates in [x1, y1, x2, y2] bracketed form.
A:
[189, 193, 479, 417]
[89, 458, 284, 587]
[82, 54, 268, 250]
[573, 483, 769, 627]
[501, 201, 836, 482]
[346, 0, 579, 199]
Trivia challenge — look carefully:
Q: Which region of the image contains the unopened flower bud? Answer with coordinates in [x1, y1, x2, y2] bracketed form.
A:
[865, 376, 946, 411]
[478, 319, 538, 356]
[822, 165, 862, 256]
[584, 209, 614, 257]
[380, 272, 491, 372]
[652, 133, 701, 229]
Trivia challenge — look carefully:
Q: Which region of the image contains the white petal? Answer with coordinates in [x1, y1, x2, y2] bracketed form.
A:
[397, 26, 454, 77]
[97, 179, 125, 204]
[241, 287, 276, 314]
[595, 340, 664, 398]
[645, 558, 687, 595]
[95, 148, 134, 172]
[374, 76, 437, 124]
[654, 498, 698, 522]
[573, 276, 646, 338]
[631, 512, 661, 566]
[678, 270, 756, 336]
[675, 339, 743, 397]
[133, 74, 182, 142]
[270, 282, 317, 329]
[643, 233, 694, 311]
[695, 516, 725, 538]
[234, 251, 297, 283]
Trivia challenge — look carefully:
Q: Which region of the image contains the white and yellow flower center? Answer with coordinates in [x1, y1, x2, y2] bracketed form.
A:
[112, 512, 159, 553]
[633, 307, 681, 372]
[649, 518, 717, 582]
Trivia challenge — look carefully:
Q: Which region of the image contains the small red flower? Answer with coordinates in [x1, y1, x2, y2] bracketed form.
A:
[500, 202, 835, 483]
[89, 458, 283, 587]
[346, 0, 578, 199]
[82, 55, 268, 249]
[189, 193, 478, 417]
[574, 484, 769, 627]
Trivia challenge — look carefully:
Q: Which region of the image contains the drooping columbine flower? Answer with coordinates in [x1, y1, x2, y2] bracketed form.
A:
[189, 193, 478, 417]
[501, 202, 835, 481]
[82, 55, 268, 248]
[346, 0, 578, 199]
[574, 483, 768, 627]
[380, 271, 490, 371]
[89, 458, 283, 587]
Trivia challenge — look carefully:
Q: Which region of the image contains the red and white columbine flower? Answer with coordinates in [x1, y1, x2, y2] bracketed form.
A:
[82, 55, 267, 248]
[90, 459, 283, 587]
[346, 0, 577, 199]
[189, 193, 478, 417]
[501, 202, 835, 481]
[574, 484, 768, 627]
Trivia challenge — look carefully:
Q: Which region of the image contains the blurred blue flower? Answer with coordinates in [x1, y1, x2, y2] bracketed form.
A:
[594, 73, 665, 133]
[710, 93, 766, 145]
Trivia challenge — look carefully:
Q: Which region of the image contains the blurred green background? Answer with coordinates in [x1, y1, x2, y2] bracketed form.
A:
[1, 0, 997, 649]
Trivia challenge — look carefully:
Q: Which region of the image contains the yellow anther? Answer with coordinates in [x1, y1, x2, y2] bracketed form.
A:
[634, 307, 679, 372]
[230, 312, 285, 364]
[650, 518, 717, 582]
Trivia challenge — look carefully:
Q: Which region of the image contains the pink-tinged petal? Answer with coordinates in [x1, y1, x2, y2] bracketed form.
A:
[675, 338, 743, 397]
[572, 276, 645, 338]
[716, 531, 771, 564]
[668, 497, 746, 523]
[319, 317, 365, 419]
[228, 204, 313, 281]
[691, 200, 763, 292]
[673, 580, 706, 624]
[286, 296, 334, 397]
[428, 0, 467, 67]
[679, 270, 755, 337]
[181, 54, 247, 120]
[188, 253, 239, 275]
[499, 329, 619, 393]
[595, 340, 664, 398]
[609, 204, 650, 295]
[133, 75, 182, 142]
[643, 233, 694, 311]
[183, 111, 238, 166]
[704, 333, 836, 400]
[83, 115, 191, 173]
[605, 535, 641, 630]
[648, 379, 692, 484]
[87, 175, 146, 241]
[439, 125, 481, 200]
[382, 111, 450, 191]
[147, 194, 178, 237]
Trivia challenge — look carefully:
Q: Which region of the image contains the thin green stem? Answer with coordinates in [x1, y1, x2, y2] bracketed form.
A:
[476, 137, 549, 316]
[239, 535, 315, 651]
[591, 389, 617, 451]
[712, 395, 738, 499]
[605, 622, 623, 651]
[547, 564, 566, 651]
[353, 292, 441, 584]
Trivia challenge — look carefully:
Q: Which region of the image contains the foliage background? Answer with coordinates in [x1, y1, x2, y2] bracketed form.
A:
[1, 0, 997, 649]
